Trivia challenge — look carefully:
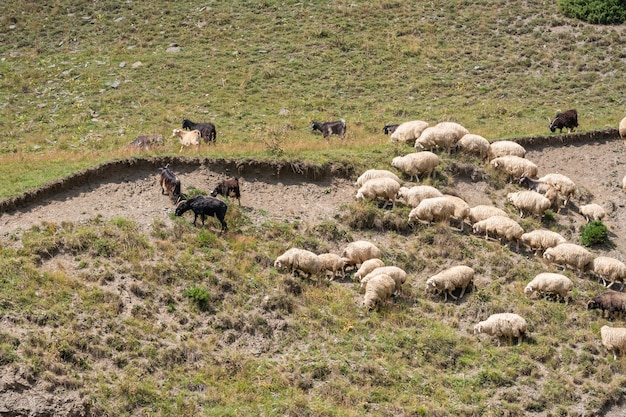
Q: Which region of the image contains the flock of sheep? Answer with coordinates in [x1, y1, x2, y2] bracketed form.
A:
[274, 117, 626, 356]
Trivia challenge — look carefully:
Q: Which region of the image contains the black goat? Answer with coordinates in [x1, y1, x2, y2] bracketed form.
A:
[175, 196, 228, 233]
[182, 118, 217, 144]
[549, 109, 578, 133]
[311, 119, 346, 140]
[211, 177, 241, 205]
[383, 124, 400, 135]
[158, 165, 182, 204]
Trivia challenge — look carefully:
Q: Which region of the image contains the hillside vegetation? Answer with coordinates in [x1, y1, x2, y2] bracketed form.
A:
[2, 1, 626, 416]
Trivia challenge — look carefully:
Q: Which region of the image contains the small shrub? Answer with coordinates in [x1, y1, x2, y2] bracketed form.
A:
[183, 286, 211, 311]
[557, 0, 626, 24]
[580, 220, 609, 247]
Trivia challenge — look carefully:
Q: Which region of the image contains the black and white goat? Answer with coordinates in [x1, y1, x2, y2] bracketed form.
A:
[311, 119, 346, 140]
[175, 196, 228, 233]
[159, 165, 182, 204]
[182, 118, 217, 144]
[211, 177, 241, 205]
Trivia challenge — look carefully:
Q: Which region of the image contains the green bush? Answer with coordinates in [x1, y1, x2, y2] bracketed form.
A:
[557, 0, 626, 24]
[580, 220, 609, 247]
[183, 286, 211, 311]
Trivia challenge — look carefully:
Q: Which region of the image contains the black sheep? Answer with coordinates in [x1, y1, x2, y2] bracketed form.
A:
[211, 177, 241, 205]
[311, 119, 346, 140]
[182, 118, 217, 144]
[175, 196, 228, 233]
[587, 291, 626, 319]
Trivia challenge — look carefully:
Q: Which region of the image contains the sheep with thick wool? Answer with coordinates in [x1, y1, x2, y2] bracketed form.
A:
[524, 272, 573, 303]
[488, 140, 526, 160]
[274, 248, 322, 279]
[414, 122, 468, 154]
[408, 196, 456, 227]
[600, 325, 626, 360]
[456, 134, 490, 159]
[507, 190, 551, 218]
[468, 205, 508, 224]
[360, 266, 408, 294]
[353, 258, 385, 282]
[536, 173, 577, 207]
[391, 151, 440, 182]
[472, 215, 524, 249]
[588, 292, 626, 319]
[355, 177, 401, 208]
[579, 203, 606, 222]
[317, 253, 348, 281]
[619, 116, 626, 140]
[362, 274, 396, 309]
[520, 229, 566, 255]
[442, 194, 470, 231]
[354, 169, 402, 188]
[425, 265, 474, 302]
[473, 313, 527, 346]
[389, 120, 429, 145]
[590, 256, 626, 290]
[490, 156, 538, 182]
[397, 185, 443, 208]
[622, 174, 626, 191]
[543, 243, 593, 272]
[341, 241, 382, 268]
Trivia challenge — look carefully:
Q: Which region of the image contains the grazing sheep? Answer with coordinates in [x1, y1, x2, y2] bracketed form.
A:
[389, 120, 430, 144]
[391, 151, 440, 182]
[353, 258, 385, 282]
[173, 128, 201, 153]
[620, 117, 626, 141]
[521, 173, 576, 209]
[520, 230, 566, 255]
[158, 165, 182, 204]
[524, 273, 573, 303]
[549, 109, 578, 133]
[360, 266, 408, 294]
[182, 118, 217, 144]
[355, 177, 401, 209]
[342, 241, 382, 268]
[488, 140, 526, 160]
[408, 196, 456, 227]
[600, 325, 626, 360]
[383, 124, 401, 135]
[425, 265, 474, 302]
[590, 256, 626, 290]
[175, 196, 228, 233]
[507, 190, 551, 218]
[442, 194, 470, 232]
[355, 169, 402, 187]
[588, 292, 626, 319]
[312, 119, 346, 140]
[274, 248, 322, 279]
[543, 243, 593, 272]
[468, 205, 508, 224]
[211, 177, 241, 205]
[622, 174, 626, 191]
[472, 215, 524, 250]
[579, 203, 606, 222]
[317, 253, 348, 281]
[456, 134, 490, 159]
[490, 156, 539, 182]
[396, 185, 443, 208]
[474, 313, 527, 346]
[362, 274, 396, 310]
[415, 122, 468, 154]
[519, 177, 562, 212]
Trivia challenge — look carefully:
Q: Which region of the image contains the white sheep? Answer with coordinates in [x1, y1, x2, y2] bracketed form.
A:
[274, 248, 322, 278]
[353, 258, 385, 282]
[389, 120, 430, 145]
[360, 265, 408, 294]
[543, 243, 593, 272]
[619, 116, 626, 141]
[519, 229, 566, 255]
[342, 241, 382, 268]
[408, 196, 456, 227]
[425, 265, 474, 302]
[490, 156, 539, 182]
[472, 215, 524, 250]
[622, 174, 626, 191]
[474, 313, 528, 346]
[468, 205, 508, 224]
[362, 274, 396, 309]
[355, 177, 401, 209]
[173, 128, 201, 153]
[579, 203, 606, 222]
[354, 169, 402, 188]
[414, 122, 468, 154]
[391, 151, 440, 182]
[507, 190, 551, 218]
[442, 194, 470, 231]
[590, 256, 626, 290]
[488, 140, 526, 160]
[317, 253, 348, 281]
[456, 134, 490, 159]
[536, 173, 577, 207]
[524, 272, 573, 303]
[600, 325, 626, 360]
[396, 185, 443, 208]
